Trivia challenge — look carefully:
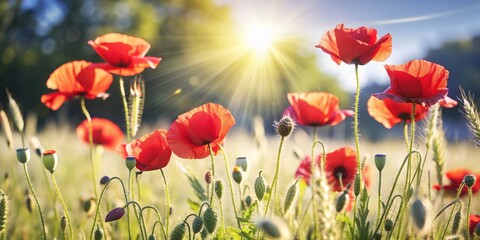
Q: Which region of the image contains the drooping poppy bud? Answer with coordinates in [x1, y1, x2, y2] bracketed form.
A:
[192, 216, 204, 234]
[203, 208, 217, 234]
[105, 207, 126, 222]
[255, 171, 267, 201]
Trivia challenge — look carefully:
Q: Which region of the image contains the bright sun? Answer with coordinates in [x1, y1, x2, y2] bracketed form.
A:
[243, 24, 276, 57]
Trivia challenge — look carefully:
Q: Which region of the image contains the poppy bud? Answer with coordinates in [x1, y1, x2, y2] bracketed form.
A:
[256, 217, 291, 239]
[283, 179, 299, 215]
[25, 194, 34, 213]
[204, 170, 212, 184]
[373, 233, 382, 240]
[94, 225, 104, 240]
[105, 207, 126, 222]
[42, 150, 58, 173]
[16, 148, 31, 164]
[100, 176, 110, 185]
[83, 198, 96, 216]
[235, 157, 248, 172]
[384, 218, 393, 232]
[125, 156, 136, 171]
[475, 222, 480, 237]
[410, 198, 431, 234]
[464, 174, 476, 189]
[374, 154, 386, 172]
[232, 166, 243, 184]
[335, 191, 349, 212]
[276, 116, 295, 137]
[245, 195, 253, 207]
[192, 216, 204, 234]
[60, 215, 67, 233]
[202, 207, 217, 234]
[255, 171, 267, 201]
[214, 180, 223, 199]
[148, 235, 156, 240]
[353, 174, 361, 197]
[451, 208, 462, 235]
[170, 223, 186, 240]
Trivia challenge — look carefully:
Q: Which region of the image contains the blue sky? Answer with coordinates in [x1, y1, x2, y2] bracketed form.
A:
[218, 0, 480, 91]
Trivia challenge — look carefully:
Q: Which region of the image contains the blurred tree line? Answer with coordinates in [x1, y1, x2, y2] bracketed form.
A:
[0, 0, 346, 132]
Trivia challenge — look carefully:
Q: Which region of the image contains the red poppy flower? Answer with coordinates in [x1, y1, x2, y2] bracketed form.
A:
[284, 92, 353, 127]
[316, 24, 392, 65]
[117, 129, 172, 171]
[469, 214, 480, 235]
[167, 103, 235, 159]
[367, 96, 430, 129]
[295, 155, 319, 185]
[373, 60, 450, 107]
[433, 169, 480, 197]
[88, 33, 161, 76]
[324, 147, 358, 192]
[76, 118, 124, 150]
[41, 61, 113, 110]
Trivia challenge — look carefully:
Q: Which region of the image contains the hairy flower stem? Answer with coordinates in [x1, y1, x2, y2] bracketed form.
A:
[208, 144, 216, 207]
[127, 170, 133, 240]
[219, 146, 241, 228]
[310, 128, 319, 237]
[263, 136, 286, 218]
[160, 169, 171, 237]
[51, 174, 73, 239]
[397, 103, 417, 239]
[466, 188, 473, 240]
[441, 183, 464, 239]
[141, 206, 167, 239]
[89, 177, 129, 240]
[377, 170, 382, 224]
[119, 76, 131, 141]
[352, 63, 362, 237]
[23, 163, 47, 239]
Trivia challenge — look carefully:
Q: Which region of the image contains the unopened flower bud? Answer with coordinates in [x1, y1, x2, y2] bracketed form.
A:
[373, 233, 382, 240]
[475, 222, 480, 236]
[94, 225, 104, 240]
[354, 174, 361, 197]
[100, 176, 110, 185]
[105, 207, 126, 222]
[283, 179, 299, 215]
[256, 217, 291, 239]
[60, 215, 67, 233]
[254, 171, 267, 201]
[125, 156, 136, 171]
[25, 195, 34, 213]
[451, 208, 462, 234]
[83, 198, 96, 216]
[232, 166, 243, 184]
[276, 116, 294, 137]
[214, 180, 223, 199]
[384, 218, 393, 232]
[335, 191, 349, 212]
[170, 223, 186, 240]
[245, 195, 253, 207]
[374, 154, 386, 172]
[203, 208, 217, 234]
[464, 174, 476, 189]
[16, 148, 30, 164]
[204, 170, 212, 184]
[192, 216, 204, 234]
[148, 235, 156, 240]
[235, 157, 248, 172]
[42, 150, 58, 173]
[410, 198, 431, 234]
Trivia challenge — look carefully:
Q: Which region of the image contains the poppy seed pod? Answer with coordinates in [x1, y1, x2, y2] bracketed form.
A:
[214, 180, 223, 199]
[202, 208, 217, 234]
[170, 223, 186, 240]
[125, 156, 136, 171]
[105, 207, 126, 222]
[464, 174, 476, 189]
[16, 148, 31, 164]
[42, 150, 58, 173]
[94, 226, 104, 240]
[232, 166, 243, 184]
[276, 116, 294, 137]
[254, 171, 267, 201]
[235, 157, 248, 172]
[192, 216, 204, 234]
[374, 154, 386, 172]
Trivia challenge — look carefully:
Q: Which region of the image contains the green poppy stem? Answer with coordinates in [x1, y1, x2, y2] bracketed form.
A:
[51, 173, 73, 239]
[352, 63, 362, 238]
[263, 136, 286, 217]
[310, 127, 319, 237]
[23, 163, 47, 239]
[218, 146, 241, 228]
[160, 169, 171, 238]
[208, 144, 215, 207]
[466, 188, 473, 240]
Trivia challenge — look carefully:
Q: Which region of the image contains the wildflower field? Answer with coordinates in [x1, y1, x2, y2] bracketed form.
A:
[1, 24, 480, 240]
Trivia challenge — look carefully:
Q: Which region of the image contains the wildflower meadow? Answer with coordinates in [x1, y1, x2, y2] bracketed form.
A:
[1, 23, 480, 240]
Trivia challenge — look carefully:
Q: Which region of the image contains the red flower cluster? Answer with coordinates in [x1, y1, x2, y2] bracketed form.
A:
[433, 169, 480, 197]
[284, 92, 353, 127]
[316, 24, 392, 65]
[76, 118, 124, 150]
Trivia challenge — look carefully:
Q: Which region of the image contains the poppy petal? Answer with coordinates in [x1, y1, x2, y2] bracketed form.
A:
[76, 65, 113, 98]
[41, 92, 71, 111]
[367, 96, 400, 129]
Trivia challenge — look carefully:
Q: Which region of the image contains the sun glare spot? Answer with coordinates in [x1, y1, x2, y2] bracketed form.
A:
[243, 24, 276, 56]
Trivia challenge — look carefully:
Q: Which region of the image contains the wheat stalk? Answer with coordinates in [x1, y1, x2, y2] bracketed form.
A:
[460, 88, 480, 146]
